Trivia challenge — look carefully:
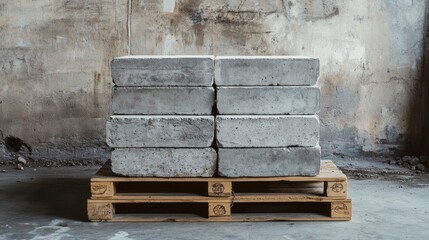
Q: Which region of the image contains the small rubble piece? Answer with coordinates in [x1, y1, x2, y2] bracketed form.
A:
[388, 155, 427, 173]
[16, 163, 24, 170]
[416, 164, 426, 171]
[17, 156, 27, 165]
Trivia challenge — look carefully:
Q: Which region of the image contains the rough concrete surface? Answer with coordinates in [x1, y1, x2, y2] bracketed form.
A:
[217, 86, 320, 115]
[215, 56, 319, 86]
[128, 0, 427, 157]
[112, 87, 215, 115]
[111, 148, 217, 177]
[106, 116, 214, 147]
[0, 0, 128, 162]
[0, 0, 427, 162]
[216, 115, 320, 147]
[218, 147, 321, 177]
[1, 158, 429, 239]
[111, 55, 214, 86]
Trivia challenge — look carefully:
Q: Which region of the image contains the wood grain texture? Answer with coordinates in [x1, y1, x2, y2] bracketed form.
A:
[92, 160, 347, 182]
[88, 160, 352, 222]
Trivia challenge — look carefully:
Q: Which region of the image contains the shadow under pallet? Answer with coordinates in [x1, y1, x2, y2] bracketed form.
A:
[88, 160, 352, 222]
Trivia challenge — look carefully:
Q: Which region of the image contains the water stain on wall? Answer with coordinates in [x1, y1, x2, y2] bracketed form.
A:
[0, 0, 128, 162]
[0, 0, 427, 162]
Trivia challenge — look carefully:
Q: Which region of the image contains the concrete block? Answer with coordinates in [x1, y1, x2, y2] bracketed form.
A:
[218, 147, 321, 177]
[106, 116, 214, 147]
[216, 115, 319, 147]
[111, 148, 217, 177]
[112, 87, 214, 115]
[217, 86, 320, 114]
[215, 56, 319, 86]
[111, 55, 214, 86]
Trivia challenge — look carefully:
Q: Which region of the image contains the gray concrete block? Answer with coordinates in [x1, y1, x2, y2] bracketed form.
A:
[111, 148, 217, 177]
[111, 55, 214, 86]
[215, 56, 319, 86]
[112, 87, 214, 115]
[218, 147, 321, 177]
[106, 116, 214, 147]
[217, 86, 320, 114]
[216, 115, 319, 147]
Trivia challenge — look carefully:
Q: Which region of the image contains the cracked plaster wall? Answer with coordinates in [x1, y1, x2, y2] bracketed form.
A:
[0, 0, 427, 162]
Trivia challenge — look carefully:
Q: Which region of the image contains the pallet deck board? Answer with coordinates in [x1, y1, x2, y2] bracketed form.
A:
[88, 159, 352, 222]
[109, 213, 350, 222]
[90, 192, 346, 202]
[92, 160, 347, 182]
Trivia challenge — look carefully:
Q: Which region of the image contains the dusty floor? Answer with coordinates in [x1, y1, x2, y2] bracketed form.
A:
[0, 157, 428, 240]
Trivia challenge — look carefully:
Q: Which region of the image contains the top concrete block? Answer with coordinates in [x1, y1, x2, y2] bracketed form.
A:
[214, 56, 319, 86]
[111, 55, 214, 86]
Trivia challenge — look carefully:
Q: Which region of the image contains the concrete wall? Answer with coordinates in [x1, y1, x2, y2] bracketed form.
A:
[0, 0, 427, 163]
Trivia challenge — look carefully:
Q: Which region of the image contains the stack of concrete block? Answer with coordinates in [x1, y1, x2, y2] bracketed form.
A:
[106, 56, 217, 177]
[215, 56, 321, 177]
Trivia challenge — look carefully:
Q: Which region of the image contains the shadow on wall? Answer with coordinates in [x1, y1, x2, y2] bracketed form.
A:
[408, 2, 429, 165]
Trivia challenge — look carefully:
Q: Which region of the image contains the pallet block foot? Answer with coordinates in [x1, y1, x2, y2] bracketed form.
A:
[91, 182, 115, 198]
[324, 181, 348, 197]
[87, 201, 114, 221]
[208, 181, 232, 197]
[208, 202, 231, 217]
[330, 200, 352, 219]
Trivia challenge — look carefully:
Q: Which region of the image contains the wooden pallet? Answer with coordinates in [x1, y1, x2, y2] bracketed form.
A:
[88, 160, 351, 222]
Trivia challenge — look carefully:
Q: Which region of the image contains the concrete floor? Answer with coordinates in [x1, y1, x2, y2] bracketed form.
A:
[0, 158, 428, 240]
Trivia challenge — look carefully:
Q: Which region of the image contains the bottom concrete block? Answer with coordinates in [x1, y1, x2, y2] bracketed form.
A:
[218, 147, 321, 177]
[111, 148, 217, 177]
